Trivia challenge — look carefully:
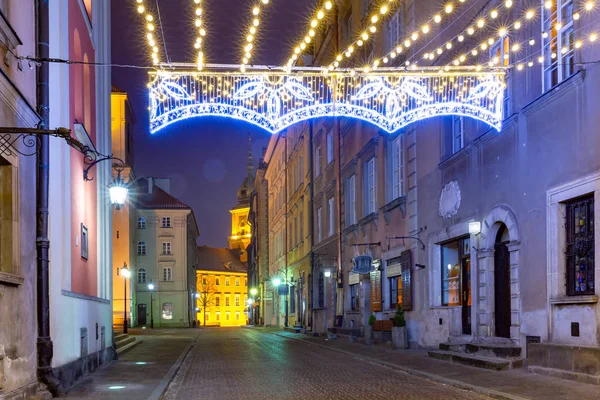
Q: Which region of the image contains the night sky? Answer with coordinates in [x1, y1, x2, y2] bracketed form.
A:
[111, 0, 313, 247]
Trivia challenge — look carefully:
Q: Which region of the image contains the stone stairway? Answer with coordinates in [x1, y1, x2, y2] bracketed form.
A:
[114, 331, 142, 355]
[428, 338, 523, 371]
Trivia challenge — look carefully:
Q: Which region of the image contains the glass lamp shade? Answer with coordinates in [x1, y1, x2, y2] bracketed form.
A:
[250, 288, 258, 296]
[147, 283, 155, 290]
[121, 268, 131, 278]
[272, 278, 281, 287]
[109, 184, 128, 210]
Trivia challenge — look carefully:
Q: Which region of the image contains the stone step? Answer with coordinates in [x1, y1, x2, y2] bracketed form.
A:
[116, 338, 142, 355]
[284, 326, 302, 333]
[465, 343, 522, 359]
[114, 333, 128, 342]
[328, 327, 361, 337]
[116, 335, 136, 349]
[439, 342, 467, 352]
[428, 350, 523, 371]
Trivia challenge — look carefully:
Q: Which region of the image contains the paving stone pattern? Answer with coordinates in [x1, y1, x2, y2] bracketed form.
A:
[164, 328, 491, 400]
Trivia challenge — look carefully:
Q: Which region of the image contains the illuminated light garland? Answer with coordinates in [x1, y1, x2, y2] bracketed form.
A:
[454, 1, 596, 69]
[135, 0, 163, 65]
[192, 0, 205, 70]
[328, 0, 400, 71]
[148, 69, 505, 135]
[372, 0, 470, 69]
[286, 1, 333, 71]
[408, 0, 522, 66]
[240, 0, 272, 71]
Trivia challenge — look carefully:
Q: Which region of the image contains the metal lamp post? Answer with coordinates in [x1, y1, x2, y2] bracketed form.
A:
[250, 288, 258, 325]
[148, 283, 155, 329]
[121, 263, 131, 334]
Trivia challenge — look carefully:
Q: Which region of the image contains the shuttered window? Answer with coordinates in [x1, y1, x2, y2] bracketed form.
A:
[370, 269, 382, 312]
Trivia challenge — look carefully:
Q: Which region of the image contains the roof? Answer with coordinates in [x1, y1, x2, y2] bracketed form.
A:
[111, 85, 126, 93]
[196, 246, 247, 274]
[131, 178, 191, 210]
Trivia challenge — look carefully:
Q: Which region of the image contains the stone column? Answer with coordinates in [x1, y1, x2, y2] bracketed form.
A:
[477, 248, 495, 337]
[507, 240, 521, 342]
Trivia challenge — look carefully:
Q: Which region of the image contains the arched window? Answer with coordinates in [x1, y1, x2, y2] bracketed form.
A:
[137, 217, 146, 229]
[137, 241, 146, 256]
[137, 268, 146, 283]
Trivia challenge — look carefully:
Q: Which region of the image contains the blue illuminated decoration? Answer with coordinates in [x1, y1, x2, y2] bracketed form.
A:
[148, 70, 505, 134]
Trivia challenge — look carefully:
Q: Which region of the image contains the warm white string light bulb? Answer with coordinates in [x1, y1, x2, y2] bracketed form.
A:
[240, 1, 272, 71]
[135, 0, 162, 65]
[286, 1, 333, 72]
[192, 0, 205, 70]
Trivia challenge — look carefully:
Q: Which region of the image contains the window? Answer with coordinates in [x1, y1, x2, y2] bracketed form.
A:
[326, 130, 334, 164]
[162, 303, 173, 319]
[216, 312, 220, 321]
[441, 238, 471, 306]
[364, 158, 376, 215]
[347, 175, 357, 226]
[235, 294, 240, 306]
[315, 146, 322, 177]
[162, 242, 172, 255]
[162, 216, 172, 228]
[452, 116, 464, 154]
[566, 195, 595, 295]
[138, 268, 147, 283]
[318, 272, 324, 308]
[216, 277, 220, 285]
[225, 296, 230, 306]
[0, 157, 15, 275]
[215, 296, 220, 306]
[388, 10, 404, 51]
[490, 38, 511, 118]
[202, 277, 207, 285]
[81, 224, 89, 260]
[290, 287, 296, 313]
[350, 284, 359, 310]
[317, 207, 322, 242]
[328, 197, 335, 236]
[205, 313, 210, 321]
[389, 276, 402, 308]
[392, 135, 404, 199]
[235, 278, 240, 286]
[244, 278, 247, 286]
[236, 311, 240, 321]
[360, 0, 370, 18]
[299, 211, 304, 241]
[343, 8, 353, 43]
[137, 217, 146, 229]
[225, 277, 230, 286]
[226, 312, 230, 320]
[162, 267, 173, 281]
[542, 0, 575, 90]
[137, 241, 146, 256]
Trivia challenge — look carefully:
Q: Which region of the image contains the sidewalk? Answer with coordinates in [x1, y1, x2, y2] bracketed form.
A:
[273, 330, 600, 400]
[65, 328, 198, 400]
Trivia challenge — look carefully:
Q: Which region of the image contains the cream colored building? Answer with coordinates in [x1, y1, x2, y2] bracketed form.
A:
[129, 178, 200, 328]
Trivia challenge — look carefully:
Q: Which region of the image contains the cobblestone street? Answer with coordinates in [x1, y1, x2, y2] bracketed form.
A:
[163, 328, 491, 400]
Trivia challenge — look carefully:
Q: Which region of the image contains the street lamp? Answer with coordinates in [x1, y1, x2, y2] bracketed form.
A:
[121, 263, 130, 334]
[250, 288, 258, 296]
[272, 277, 281, 287]
[147, 282, 155, 329]
[108, 170, 129, 210]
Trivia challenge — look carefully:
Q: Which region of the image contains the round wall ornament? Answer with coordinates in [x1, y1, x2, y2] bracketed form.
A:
[439, 180, 461, 219]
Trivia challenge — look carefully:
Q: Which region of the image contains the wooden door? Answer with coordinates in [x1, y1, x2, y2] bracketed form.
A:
[137, 304, 147, 326]
[461, 257, 471, 335]
[494, 243, 511, 338]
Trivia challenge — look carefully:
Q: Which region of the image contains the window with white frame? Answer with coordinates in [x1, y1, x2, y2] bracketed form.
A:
[226, 312, 230, 320]
[216, 312, 220, 321]
[137, 217, 146, 229]
[347, 175, 357, 226]
[490, 38, 511, 118]
[364, 158, 376, 215]
[215, 296, 220, 306]
[162, 267, 173, 281]
[388, 9, 404, 51]
[317, 207, 323, 242]
[137, 241, 146, 256]
[328, 197, 335, 236]
[326, 130, 334, 164]
[137, 268, 147, 283]
[225, 296, 230, 306]
[235, 294, 240, 306]
[542, 0, 575, 90]
[452, 116, 464, 154]
[315, 146, 322, 177]
[236, 311, 240, 320]
[392, 135, 404, 199]
[236, 278, 240, 286]
[162, 216, 172, 228]
[162, 241, 172, 255]
[225, 277, 230, 285]
[0, 156, 17, 276]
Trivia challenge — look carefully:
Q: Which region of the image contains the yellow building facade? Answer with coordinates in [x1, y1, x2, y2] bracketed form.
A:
[196, 246, 249, 326]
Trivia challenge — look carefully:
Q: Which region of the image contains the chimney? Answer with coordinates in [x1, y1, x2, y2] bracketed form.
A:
[148, 177, 153, 194]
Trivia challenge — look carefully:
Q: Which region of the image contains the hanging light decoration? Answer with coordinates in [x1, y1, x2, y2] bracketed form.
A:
[134, 0, 162, 65]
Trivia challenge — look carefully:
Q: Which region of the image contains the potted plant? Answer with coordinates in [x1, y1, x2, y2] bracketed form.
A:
[392, 304, 408, 349]
[365, 315, 376, 346]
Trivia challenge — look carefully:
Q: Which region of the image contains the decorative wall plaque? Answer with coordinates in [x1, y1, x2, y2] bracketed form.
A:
[439, 180, 461, 219]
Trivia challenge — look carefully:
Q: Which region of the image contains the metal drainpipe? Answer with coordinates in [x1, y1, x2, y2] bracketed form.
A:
[36, 0, 65, 396]
[308, 120, 315, 333]
[333, 1, 343, 330]
[284, 133, 289, 328]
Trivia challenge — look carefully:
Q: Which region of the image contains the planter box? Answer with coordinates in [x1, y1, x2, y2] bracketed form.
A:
[392, 326, 408, 349]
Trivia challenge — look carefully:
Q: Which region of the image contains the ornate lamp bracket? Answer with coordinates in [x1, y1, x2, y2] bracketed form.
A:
[82, 147, 126, 181]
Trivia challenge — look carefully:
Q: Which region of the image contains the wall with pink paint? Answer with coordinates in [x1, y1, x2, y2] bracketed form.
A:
[69, 0, 97, 297]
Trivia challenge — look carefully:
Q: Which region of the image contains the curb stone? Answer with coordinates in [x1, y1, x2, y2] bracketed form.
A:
[273, 332, 529, 400]
[148, 336, 197, 400]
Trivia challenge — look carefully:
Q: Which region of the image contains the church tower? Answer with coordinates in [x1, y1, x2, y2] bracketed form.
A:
[228, 134, 253, 263]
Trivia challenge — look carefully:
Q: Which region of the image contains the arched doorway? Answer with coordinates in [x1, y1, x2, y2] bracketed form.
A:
[494, 224, 511, 338]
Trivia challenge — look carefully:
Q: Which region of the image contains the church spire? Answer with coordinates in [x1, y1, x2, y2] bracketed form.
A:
[247, 132, 253, 177]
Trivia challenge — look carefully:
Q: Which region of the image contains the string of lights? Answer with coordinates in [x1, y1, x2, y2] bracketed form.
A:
[240, 0, 271, 73]
[409, 0, 530, 67]
[191, 0, 206, 70]
[366, 0, 471, 72]
[285, 0, 334, 72]
[135, 0, 163, 65]
[327, 0, 400, 72]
